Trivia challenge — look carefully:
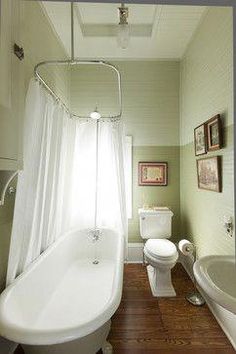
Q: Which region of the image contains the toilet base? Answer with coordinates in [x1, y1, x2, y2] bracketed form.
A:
[147, 265, 176, 297]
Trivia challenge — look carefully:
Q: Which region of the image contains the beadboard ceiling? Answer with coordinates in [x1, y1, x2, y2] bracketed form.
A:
[41, 2, 207, 59]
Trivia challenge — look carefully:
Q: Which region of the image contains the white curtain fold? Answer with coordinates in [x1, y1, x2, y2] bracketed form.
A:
[7, 80, 76, 285]
[7, 79, 127, 285]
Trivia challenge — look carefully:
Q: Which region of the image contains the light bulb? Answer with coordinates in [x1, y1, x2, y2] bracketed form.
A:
[117, 23, 130, 49]
[90, 109, 101, 120]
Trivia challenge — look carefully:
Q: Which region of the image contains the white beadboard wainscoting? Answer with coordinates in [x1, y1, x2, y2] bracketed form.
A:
[127, 243, 144, 263]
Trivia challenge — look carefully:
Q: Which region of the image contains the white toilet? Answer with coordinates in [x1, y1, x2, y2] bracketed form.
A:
[139, 208, 178, 297]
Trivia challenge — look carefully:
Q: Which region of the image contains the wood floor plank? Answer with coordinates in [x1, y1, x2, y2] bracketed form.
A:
[116, 299, 160, 315]
[112, 314, 163, 329]
[158, 297, 209, 315]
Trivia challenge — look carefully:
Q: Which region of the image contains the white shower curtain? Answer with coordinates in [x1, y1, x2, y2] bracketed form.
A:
[7, 80, 127, 285]
[69, 120, 127, 235]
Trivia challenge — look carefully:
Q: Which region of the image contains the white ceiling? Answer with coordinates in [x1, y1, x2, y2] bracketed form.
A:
[41, 2, 207, 59]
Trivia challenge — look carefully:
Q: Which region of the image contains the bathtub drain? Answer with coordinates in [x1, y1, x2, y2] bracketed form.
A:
[93, 260, 99, 265]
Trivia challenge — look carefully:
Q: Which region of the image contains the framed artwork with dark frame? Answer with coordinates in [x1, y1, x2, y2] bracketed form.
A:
[197, 156, 221, 192]
[206, 114, 222, 151]
[194, 123, 207, 156]
[138, 162, 168, 186]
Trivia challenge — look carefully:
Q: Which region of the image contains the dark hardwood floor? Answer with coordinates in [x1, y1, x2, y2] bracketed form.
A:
[107, 263, 235, 354]
[15, 263, 235, 354]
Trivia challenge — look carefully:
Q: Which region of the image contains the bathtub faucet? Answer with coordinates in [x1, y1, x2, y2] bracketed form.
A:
[89, 228, 101, 242]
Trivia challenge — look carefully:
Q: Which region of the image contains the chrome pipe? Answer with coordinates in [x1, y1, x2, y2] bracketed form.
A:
[94, 119, 99, 230]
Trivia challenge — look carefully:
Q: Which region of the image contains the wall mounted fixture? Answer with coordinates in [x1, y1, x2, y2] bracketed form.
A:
[223, 215, 233, 237]
[13, 43, 24, 61]
[117, 3, 130, 49]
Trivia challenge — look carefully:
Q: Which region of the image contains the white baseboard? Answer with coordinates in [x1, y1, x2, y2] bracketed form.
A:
[127, 243, 144, 263]
[180, 256, 236, 351]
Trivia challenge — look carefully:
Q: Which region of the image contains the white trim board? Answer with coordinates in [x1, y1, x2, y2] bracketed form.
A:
[126, 242, 144, 263]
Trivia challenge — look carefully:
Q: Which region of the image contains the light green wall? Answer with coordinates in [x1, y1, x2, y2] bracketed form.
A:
[0, 182, 15, 292]
[0, 1, 70, 165]
[129, 146, 180, 243]
[70, 61, 180, 146]
[0, 1, 69, 291]
[22, 2, 70, 106]
[70, 61, 180, 243]
[180, 7, 234, 258]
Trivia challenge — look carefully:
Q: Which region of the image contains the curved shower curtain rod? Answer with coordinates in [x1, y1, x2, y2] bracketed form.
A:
[34, 60, 122, 121]
[34, 3, 122, 121]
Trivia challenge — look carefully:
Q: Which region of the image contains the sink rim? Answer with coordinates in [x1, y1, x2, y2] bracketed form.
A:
[194, 255, 236, 314]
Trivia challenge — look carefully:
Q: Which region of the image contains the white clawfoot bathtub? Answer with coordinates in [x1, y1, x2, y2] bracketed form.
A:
[0, 228, 124, 354]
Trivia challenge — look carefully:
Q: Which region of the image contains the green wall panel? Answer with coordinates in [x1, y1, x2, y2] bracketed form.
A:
[180, 125, 234, 257]
[129, 146, 180, 243]
[180, 7, 234, 258]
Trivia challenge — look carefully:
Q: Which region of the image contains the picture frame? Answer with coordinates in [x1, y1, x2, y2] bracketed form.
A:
[197, 156, 221, 192]
[206, 114, 222, 151]
[194, 123, 207, 156]
[138, 162, 168, 186]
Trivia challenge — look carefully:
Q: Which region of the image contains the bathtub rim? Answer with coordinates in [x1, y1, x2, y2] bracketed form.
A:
[0, 227, 124, 345]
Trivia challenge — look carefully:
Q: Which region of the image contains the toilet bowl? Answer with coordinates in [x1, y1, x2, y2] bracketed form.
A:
[139, 208, 178, 297]
[144, 239, 178, 297]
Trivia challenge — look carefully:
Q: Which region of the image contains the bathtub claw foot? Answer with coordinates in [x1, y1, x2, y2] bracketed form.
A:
[102, 341, 113, 354]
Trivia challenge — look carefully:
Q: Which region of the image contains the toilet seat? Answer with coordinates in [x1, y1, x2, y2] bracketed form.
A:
[144, 239, 178, 262]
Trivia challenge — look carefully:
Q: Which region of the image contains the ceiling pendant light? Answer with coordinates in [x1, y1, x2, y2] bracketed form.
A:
[90, 107, 101, 120]
[117, 3, 130, 49]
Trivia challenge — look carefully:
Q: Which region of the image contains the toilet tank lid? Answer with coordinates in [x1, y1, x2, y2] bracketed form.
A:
[138, 208, 173, 216]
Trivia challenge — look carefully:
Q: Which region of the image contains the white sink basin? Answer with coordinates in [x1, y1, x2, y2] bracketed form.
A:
[194, 255, 236, 314]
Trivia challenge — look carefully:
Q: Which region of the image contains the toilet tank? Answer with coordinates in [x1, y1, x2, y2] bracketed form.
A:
[138, 208, 174, 240]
